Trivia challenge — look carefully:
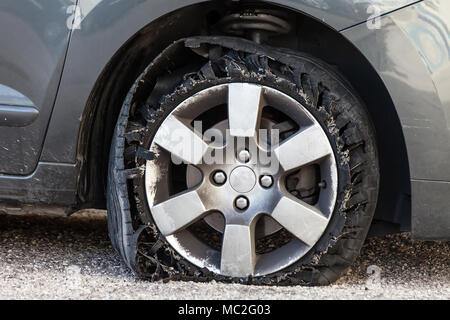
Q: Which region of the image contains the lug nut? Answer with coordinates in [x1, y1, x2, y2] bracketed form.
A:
[260, 175, 273, 188]
[237, 149, 251, 163]
[235, 196, 249, 210]
[212, 171, 227, 185]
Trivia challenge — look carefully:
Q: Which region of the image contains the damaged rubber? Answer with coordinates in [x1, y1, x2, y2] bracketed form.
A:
[107, 36, 379, 286]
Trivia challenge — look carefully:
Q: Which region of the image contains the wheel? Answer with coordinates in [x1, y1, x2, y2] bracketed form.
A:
[107, 37, 379, 285]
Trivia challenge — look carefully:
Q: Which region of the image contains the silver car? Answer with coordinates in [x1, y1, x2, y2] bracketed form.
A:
[0, 0, 449, 285]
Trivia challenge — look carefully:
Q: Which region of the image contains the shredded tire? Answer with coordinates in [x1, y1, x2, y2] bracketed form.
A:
[106, 36, 379, 286]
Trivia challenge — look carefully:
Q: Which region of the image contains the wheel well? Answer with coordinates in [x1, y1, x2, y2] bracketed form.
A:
[79, 0, 411, 233]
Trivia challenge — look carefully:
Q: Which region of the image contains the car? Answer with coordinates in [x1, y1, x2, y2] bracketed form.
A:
[0, 0, 449, 286]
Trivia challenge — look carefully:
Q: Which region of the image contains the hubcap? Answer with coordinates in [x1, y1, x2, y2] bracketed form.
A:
[145, 83, 338, 277]
[229, 166, 256, 193]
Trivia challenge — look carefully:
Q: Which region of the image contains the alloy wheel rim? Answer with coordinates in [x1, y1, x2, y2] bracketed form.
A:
[145, 83, 338, 277]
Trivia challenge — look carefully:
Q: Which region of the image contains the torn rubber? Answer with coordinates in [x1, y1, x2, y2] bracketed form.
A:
[106, 36, 380, 286]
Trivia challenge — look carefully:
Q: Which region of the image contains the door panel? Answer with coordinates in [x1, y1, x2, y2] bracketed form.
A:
[0, 0, 72, 174]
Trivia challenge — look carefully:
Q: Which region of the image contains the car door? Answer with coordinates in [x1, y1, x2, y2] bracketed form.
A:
[0, 0, 73, 175]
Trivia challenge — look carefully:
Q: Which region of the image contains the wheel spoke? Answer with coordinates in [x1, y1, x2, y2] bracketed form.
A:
[273, 124, 332, 171]
[271, 196, 329, 246]
[151, 190, 206, 236]
[153, 115, 208, 165]
[228, 83, 263, 137]
[220, 223, 257, 277]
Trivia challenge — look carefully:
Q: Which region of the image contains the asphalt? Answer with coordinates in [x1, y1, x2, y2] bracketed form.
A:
[0, 210, 448, 300]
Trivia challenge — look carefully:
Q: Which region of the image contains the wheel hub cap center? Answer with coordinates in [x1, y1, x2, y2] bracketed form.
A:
[229, 166, 256, 193]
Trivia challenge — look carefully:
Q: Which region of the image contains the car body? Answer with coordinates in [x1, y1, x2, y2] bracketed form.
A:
[0, 0, 449, 283]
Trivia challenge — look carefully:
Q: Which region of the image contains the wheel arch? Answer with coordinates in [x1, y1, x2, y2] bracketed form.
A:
[76, 1, 411, 233]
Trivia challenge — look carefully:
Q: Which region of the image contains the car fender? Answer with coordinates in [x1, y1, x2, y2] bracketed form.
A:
[41, 0, 419, 163]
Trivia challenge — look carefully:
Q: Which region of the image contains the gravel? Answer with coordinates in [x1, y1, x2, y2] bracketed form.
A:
[0, 210, 448, 300]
